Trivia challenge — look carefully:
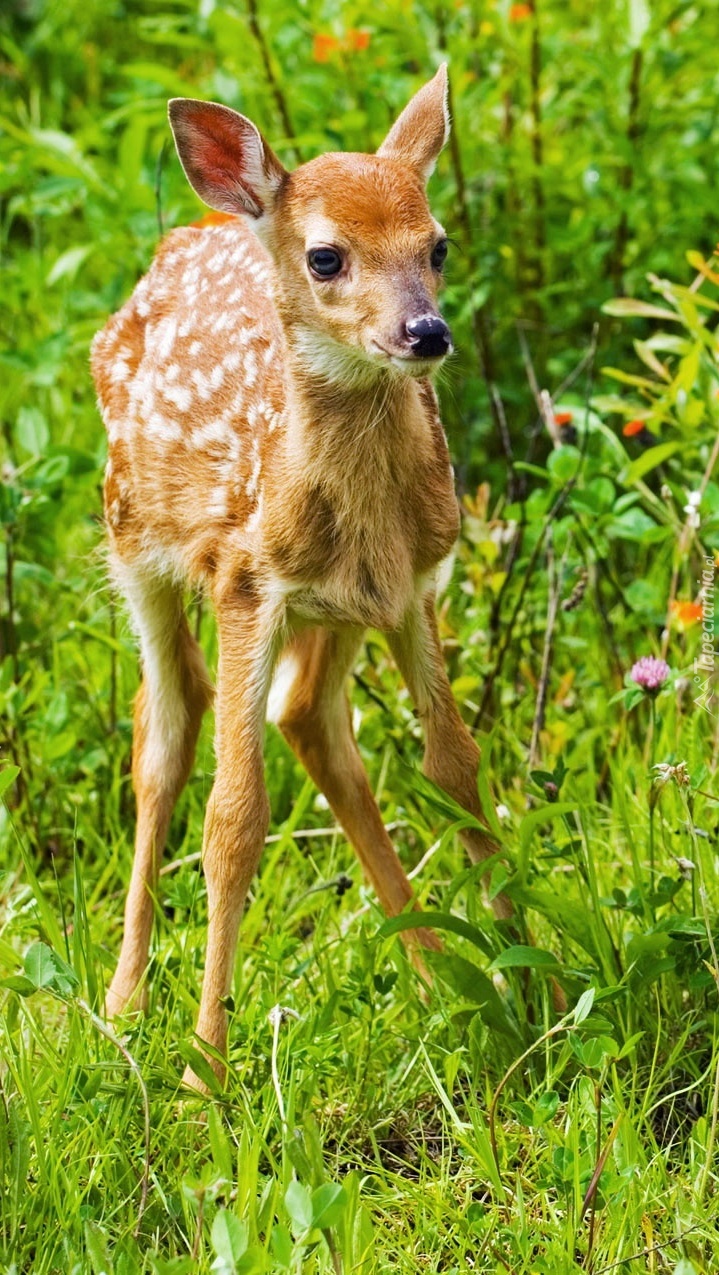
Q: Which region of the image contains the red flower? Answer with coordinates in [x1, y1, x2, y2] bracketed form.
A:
[313, 33, 340, 62]
[346, 28, 370, 51]
[509, 3, 532, 20]
[190, 211, 236, 229]
[623, 419, 647, 437]
[671, 600, 703, 627]
[554, 411, 573, 427]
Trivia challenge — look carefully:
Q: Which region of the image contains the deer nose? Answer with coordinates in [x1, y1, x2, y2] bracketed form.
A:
[405, 314, 452, 359]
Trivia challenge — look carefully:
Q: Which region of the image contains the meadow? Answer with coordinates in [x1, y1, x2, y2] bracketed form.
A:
[2, 0, 719, 1270]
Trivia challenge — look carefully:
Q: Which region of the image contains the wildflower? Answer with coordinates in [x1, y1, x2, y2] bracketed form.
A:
[190, 211, 236, 228]
[623, 418, 647, 437]
[313, 33, 340, 62]
[509, 2, 532, 19]
[496, 803, 511, 821]
[652, 760, 690, 788]
[671, 599, 703, 628]
[346, 28, 370, 51]
[630, 656, 670, 692]
[683, 490, 701, 529]
[673, 855, 696, 880]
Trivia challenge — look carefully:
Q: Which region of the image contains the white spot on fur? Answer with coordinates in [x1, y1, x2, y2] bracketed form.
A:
[162, 383, 193, 412]
[266, 651, 300, 725]
[155, 316, 178, 362]
[147, 411, 182, 442]
[190, 418, 233, 448]
[207, 487, 229, 518]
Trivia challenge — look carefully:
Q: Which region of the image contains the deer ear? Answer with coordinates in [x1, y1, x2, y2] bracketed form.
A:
[168, 99, 287, 220]
[376, 64, 450, 182]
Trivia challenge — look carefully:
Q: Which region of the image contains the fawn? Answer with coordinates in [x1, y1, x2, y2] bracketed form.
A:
[92, 65, 509, 1091]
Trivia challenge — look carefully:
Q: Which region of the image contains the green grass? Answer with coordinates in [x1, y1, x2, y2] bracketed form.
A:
[2, 626, 719, 1272]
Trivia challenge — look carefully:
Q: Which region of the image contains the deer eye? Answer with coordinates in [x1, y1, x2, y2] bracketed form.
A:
[307, 247, 343, 278]
[431, 238, 448, 271]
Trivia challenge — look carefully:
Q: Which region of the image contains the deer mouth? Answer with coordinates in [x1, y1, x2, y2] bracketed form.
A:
[368, 340, 451, 377]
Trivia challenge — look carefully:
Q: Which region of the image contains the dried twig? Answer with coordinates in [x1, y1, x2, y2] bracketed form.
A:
[154, 138, 167, 240]
[528, 528, 570, 766]
[591, 1225, 701, 1275]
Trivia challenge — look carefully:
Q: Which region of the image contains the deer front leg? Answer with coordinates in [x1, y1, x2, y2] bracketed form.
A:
[387, 590, 512, 921]
[183, 591, 282, 1092]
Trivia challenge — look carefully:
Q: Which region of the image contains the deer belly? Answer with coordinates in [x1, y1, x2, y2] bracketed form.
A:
[287, 554, 414, 632]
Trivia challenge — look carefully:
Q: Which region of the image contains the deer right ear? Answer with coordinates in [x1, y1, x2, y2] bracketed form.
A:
[376, 65, 450, 182]
[168, 99, 287, 220]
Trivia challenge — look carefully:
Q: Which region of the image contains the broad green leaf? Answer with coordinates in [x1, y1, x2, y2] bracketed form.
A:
[378, 910, 495, 958]
[24, 943, 60, 990]
[620, 441, 681, 484]
[488, 945, 560, 973]
[0, 976, 36, 995]
[504, 883, 600, 960]
[429, 951, 521, 1039]
[533, 1090, 560, 1125]
[601, 298, 679, 320]
[0, 765, 20, 799]
[85, 1221, 114, 1275]
[177, 1042, 223, 1097]
[211, 1212, 248, 1268]
[208, 1106, 234, 1185]
[310, 1183, 347, 1229]
[16, 406, 49, 455]
[573, 987, 595, 1024]
[284, 1180, 313, 1233]
[46, 244, 93, 285]
[23, 943, 78, 997]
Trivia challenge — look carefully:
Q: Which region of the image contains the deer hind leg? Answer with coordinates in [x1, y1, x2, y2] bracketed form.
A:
[106, 561, 213, 1018]
[270, 627, 440, 950]
[387, 592, 513, 921]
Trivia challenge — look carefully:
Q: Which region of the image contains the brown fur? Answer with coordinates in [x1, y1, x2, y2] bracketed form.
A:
[93, 67, 510, 1091]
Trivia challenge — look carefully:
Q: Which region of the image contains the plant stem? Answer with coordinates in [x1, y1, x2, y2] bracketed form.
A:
[648, 697, 656, 906]
[246, 0, 301, 164]
[607, 48, 643, 293]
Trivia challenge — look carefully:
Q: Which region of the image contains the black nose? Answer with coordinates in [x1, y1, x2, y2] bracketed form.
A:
[405, 314, 452, 359]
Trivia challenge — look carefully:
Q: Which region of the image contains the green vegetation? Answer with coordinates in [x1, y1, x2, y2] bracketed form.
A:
[2, 0, 719, 1270]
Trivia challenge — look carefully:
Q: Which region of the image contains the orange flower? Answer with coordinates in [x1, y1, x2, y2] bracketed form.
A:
[671, 600, 703, 627]
[313, 33, 339, 62]
[346, 28, 370, 51]
[554, 411, 573, 426]
[509, 3, 532, 20]
[623, 418, 647, 437]
[190, 211, 236, 229]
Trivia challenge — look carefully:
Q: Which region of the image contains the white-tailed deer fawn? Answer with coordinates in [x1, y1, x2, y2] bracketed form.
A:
[92, 65, 509, 1090]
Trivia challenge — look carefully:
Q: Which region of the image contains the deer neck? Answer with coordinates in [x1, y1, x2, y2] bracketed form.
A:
[278, 323, 429, 503]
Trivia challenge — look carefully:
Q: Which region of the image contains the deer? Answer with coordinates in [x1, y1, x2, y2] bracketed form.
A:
[91, 64, 514, 1092]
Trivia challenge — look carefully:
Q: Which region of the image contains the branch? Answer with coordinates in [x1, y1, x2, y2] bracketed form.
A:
[246, 0, 302, 164]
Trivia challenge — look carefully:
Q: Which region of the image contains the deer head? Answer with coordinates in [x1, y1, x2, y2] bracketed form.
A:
[169, 66, 453, 385]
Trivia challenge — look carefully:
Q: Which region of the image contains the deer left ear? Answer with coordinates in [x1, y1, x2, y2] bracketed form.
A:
[376, 64, 450, 182]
